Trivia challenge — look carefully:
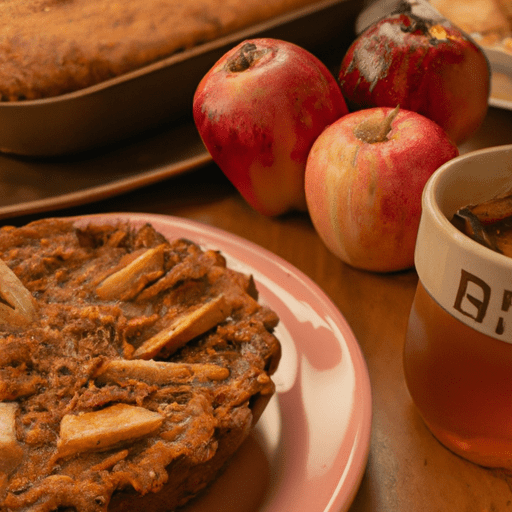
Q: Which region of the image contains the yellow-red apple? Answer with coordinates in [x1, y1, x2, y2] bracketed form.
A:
[193, 38, 348, 216]
[338, 0, 490, 145]
[304, 106, 458, 273]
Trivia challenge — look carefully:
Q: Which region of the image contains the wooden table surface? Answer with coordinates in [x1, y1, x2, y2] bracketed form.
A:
[7, 104, 512, 511]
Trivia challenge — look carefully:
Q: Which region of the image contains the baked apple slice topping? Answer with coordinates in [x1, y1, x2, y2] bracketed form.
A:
[56, 403, 165, 459]
[0, 403, 24, 474]
[132, 294, 232, 360]
[96, 359, 230, 386]
[0, 259, 37, 326]
[96, 245, 166, 301]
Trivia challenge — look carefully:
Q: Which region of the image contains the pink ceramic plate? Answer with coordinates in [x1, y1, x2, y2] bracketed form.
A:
[72, 212, 372, 512]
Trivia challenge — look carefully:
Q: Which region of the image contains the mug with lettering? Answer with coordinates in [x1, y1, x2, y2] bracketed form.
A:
[403, 144, 512, 469]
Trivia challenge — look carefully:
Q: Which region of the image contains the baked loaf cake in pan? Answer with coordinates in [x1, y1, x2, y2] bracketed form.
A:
[0, 218, 281, 511]
[1, 0, 327, 101]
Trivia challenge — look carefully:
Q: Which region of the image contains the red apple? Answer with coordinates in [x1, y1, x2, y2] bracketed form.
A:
[193, 38, 348, 216]
[338, 0, 490, 145]
[304, 106, 459, 273]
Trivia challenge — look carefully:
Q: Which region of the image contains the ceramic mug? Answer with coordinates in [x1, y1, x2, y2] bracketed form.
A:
[404, 144, 512, 469]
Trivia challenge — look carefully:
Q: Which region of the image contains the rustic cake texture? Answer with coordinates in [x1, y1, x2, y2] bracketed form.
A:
[0, 0, 326, 100]
[0, 218, 281, 512]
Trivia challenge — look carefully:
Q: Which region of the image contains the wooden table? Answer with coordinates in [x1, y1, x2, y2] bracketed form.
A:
[8, 104, 512, 510]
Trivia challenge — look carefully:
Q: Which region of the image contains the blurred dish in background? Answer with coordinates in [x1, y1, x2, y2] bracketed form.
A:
[485, 48, 512, 110]
[429, 0, 512, 52]
[430, 0, 512, 110]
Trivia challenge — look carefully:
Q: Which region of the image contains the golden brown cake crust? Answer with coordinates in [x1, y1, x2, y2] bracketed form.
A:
[0, 0, 325, 100]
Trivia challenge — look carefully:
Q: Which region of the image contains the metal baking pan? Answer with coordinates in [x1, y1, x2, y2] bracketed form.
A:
[0, 0, 363, 157]
[0, 119, 211, 221]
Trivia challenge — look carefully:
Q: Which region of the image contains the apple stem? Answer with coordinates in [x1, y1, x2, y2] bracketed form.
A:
[227, 43, 270, 73]
[376, 105, 400, 141]
[354, 106, 400, 144]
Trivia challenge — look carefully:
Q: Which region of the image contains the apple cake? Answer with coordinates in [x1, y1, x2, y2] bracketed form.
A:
[0, 218, 281, 512]
[0, 0, 329, 101]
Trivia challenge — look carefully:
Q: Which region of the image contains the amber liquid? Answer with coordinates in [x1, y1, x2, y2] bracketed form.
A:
[404, 282, 512, 469]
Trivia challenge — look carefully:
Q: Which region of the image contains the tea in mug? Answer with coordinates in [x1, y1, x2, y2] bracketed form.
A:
[404, 281, 512, 469]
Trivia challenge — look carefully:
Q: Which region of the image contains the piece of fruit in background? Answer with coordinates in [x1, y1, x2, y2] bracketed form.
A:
[304, 106, 459, 273]
[193, 38, 348, 217]
[338, 0, 490, 145]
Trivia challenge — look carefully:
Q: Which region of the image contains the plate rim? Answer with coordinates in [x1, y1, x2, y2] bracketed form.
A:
[69, 211, 373, 512]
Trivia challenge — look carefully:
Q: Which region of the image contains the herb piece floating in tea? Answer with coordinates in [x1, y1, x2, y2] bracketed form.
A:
[452, 190, 512, 257]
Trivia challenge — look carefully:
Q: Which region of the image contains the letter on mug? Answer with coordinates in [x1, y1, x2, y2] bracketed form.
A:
[453, 269, 491, 323]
